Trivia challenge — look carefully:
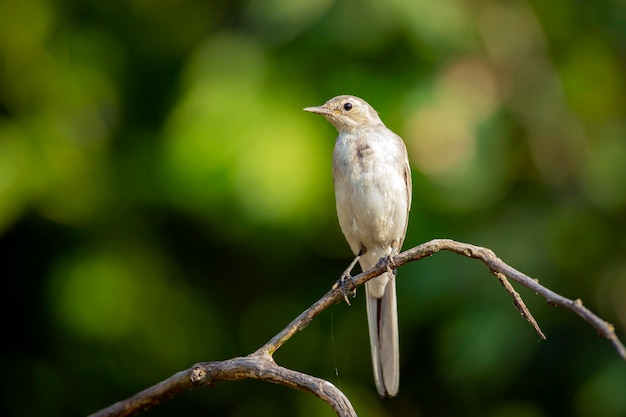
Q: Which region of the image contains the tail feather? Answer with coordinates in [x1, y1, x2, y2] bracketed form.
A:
[365, 272, 399, 397]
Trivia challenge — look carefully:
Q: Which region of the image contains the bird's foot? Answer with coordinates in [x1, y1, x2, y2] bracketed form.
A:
[332, 252, 362, 305]
[334, 270, 357, 306]
[376, 254, 398, 276]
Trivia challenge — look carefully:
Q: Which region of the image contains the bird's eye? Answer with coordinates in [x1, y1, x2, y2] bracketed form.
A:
[343, 102, 353, 111]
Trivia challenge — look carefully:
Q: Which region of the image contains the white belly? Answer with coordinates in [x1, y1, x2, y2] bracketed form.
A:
[332, 130, 409, 257]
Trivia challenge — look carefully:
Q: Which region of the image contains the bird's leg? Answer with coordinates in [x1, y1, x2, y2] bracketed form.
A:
[339, 255, 360, 305]
[334, 249, 364, 305]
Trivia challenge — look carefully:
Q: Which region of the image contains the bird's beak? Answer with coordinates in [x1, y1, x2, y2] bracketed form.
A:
[303, 105, 332, 115]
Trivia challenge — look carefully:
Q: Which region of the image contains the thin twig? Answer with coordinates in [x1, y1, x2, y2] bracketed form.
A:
[495, 272, 546, 339]
[88, 239, 626, 417]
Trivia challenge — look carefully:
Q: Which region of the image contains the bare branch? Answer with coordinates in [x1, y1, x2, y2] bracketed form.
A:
[262, 239, 624, 359]
[190, 355, 355, 416]
[88, 370, 194, 417]
[391, 239, 626, 359]
[89, 354, 356, 417]
[88, 239, 626, 417]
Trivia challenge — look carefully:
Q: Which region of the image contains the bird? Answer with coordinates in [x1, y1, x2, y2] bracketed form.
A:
[304, 95, 412, 397]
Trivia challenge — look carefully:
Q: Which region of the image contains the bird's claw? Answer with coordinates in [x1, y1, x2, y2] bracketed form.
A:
[334, 272, 357, 306]
[376, 254, 398, 275]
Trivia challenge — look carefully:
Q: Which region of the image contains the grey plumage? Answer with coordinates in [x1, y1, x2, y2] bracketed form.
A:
[304, 95, 412, 397]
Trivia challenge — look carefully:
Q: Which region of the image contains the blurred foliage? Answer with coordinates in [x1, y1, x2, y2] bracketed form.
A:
[1, 0, 626, 416]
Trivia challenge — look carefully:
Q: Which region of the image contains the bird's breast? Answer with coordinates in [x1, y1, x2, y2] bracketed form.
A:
[332, 131, 408, 250]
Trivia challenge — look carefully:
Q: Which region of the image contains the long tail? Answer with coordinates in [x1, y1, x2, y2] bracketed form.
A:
[365, 271, 399, 397]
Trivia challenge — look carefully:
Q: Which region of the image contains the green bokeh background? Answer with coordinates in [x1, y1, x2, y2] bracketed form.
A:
[2, 0, 626, 416]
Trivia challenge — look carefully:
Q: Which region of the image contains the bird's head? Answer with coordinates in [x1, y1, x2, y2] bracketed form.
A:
[304, 95, 383, 133]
